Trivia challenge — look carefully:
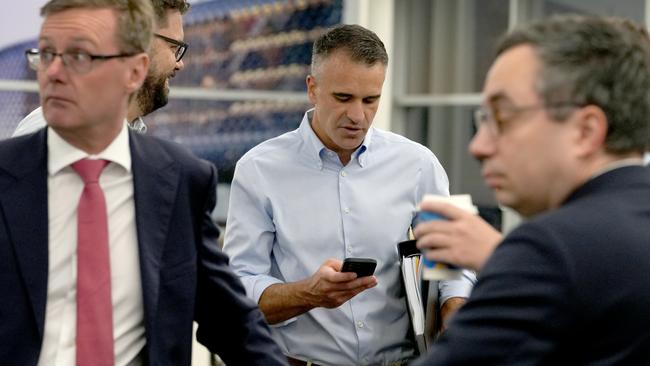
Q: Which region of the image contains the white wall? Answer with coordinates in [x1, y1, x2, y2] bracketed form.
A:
[343, 0, 394, 132]
[0, 0, 43, 49]
[0, 0, 208, 49]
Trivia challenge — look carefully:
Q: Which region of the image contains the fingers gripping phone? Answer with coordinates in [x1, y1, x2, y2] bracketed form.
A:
[341, 257, 377, 277]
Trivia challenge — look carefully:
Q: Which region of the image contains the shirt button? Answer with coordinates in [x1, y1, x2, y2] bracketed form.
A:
[347, 248, 352, 253]
[341, 171, 347, 177]
[357, 321, 365, 328]
[344, 207, 350, 213]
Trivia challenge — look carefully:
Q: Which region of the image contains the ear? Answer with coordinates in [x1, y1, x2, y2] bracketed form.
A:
[573, 105, 608, 158]
[306, 74, 317, 105]
[125, 53, 149, 94]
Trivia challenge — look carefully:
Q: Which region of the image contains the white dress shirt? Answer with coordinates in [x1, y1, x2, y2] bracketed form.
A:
[38, 124, 145, 366]
[12, 107, 45, 137]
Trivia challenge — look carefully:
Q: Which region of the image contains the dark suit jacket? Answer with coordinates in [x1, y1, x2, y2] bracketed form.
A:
[0, 128, 287, 365]
[414, 165, 650, 365]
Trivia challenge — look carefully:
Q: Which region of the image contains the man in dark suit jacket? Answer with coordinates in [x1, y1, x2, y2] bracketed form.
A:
[0, 0, 286, 365]
[413, 15, 650, 365]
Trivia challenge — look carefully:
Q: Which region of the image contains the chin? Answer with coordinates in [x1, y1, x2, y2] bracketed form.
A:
[494, 190, 516, 208]
[43, 111, 66, 128]
[495, 195, 539, 218]
[340, 138, 363, 149]
[45, 118, 79, 131]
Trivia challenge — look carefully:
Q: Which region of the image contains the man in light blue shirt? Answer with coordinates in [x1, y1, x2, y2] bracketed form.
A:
[223, 24, 475, 366]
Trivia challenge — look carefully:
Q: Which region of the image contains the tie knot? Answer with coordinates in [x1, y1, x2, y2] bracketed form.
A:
[72, 159, 109, 184]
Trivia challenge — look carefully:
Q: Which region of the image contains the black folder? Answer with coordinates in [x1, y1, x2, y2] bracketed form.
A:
[398, 239, 428, 355]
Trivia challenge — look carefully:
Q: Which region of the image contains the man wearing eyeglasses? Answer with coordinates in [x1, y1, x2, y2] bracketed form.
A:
[0, 0, 286, 365]
[412, 15, 650, 365]
[12, 0, 189, 137]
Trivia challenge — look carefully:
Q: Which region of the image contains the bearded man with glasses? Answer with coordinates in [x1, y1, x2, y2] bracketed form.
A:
[14, 0, 191, 137]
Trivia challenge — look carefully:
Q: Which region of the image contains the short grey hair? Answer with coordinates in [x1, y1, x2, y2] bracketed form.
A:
[496, 15, 650, 154]
[311, 24, 388, 76]
[41, 0, 154, 54]
[150, 0, 190, 26]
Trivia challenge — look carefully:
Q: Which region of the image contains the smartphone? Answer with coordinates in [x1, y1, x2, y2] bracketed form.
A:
[341, 257, 377, 277]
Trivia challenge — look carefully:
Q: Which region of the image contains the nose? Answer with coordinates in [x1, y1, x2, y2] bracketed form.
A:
[346, 100, 364, 124]
[468, 124, 496, 161]
[43, 54, 67, 80]
[176, 58, 185, 71]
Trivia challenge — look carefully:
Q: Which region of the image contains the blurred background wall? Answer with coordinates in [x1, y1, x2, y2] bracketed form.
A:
[1, 1, 646, 364]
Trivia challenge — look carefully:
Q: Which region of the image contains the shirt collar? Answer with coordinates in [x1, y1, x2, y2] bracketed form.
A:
[47, 121, 132, 175]
[589, 157, 644, 180]
[129, 116, 148, 134]
[299, 108, 373, 169]
[357, 128, 372, 167]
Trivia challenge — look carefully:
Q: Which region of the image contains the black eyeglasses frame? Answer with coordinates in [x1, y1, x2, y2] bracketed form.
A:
[154, 33, 188, 62]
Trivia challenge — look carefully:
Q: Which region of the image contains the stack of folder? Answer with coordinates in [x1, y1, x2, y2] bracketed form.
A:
[398, 239, 428, 355]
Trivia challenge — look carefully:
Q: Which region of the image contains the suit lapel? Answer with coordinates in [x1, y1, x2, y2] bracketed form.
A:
[129, 132, 180, 329]
[0, 129, 49, 338]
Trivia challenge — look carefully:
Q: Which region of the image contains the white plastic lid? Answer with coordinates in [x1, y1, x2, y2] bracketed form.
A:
[420, 194, 478, 214]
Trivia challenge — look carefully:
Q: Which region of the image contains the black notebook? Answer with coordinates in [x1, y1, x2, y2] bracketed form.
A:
[398, 239, 428, 355]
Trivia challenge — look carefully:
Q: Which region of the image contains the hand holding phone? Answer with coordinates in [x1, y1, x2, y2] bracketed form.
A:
[341, 257, 377, 277]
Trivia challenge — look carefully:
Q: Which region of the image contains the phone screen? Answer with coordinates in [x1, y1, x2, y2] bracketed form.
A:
[341, 257, 377, 277]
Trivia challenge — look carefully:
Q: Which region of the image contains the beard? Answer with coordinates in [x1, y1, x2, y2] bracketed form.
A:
[136, 70, 170, 117]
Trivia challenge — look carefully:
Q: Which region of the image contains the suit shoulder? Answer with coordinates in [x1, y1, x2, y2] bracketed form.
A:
[149, 135, 199, 159]
[0, 130, 46, 177]
[132, 133, 215, 176]
[0, 129, 42, 154]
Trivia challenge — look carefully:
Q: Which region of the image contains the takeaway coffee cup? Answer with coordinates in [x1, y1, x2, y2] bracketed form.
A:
[414, 194, 478, 280]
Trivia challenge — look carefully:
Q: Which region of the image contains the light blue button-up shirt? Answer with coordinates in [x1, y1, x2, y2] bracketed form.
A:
[223, 110, 474, 365]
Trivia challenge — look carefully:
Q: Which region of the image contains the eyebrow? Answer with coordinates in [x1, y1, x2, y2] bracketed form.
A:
[332, 92, 382, 99]
[155, 33, 186, 47]
[332, 92, 352, 98]
[38, 36, 97, 48]
[487, 92, 510, 105]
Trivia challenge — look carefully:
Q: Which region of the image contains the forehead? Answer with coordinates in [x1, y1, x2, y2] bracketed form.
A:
[40, 7, 118, 49]
[483, 44, 541, 104]
[316, 51, 386, 94]
[156, 9, 184, 37]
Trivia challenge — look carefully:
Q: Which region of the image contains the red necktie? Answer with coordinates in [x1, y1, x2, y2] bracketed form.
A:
[72, 159, 114, 366]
